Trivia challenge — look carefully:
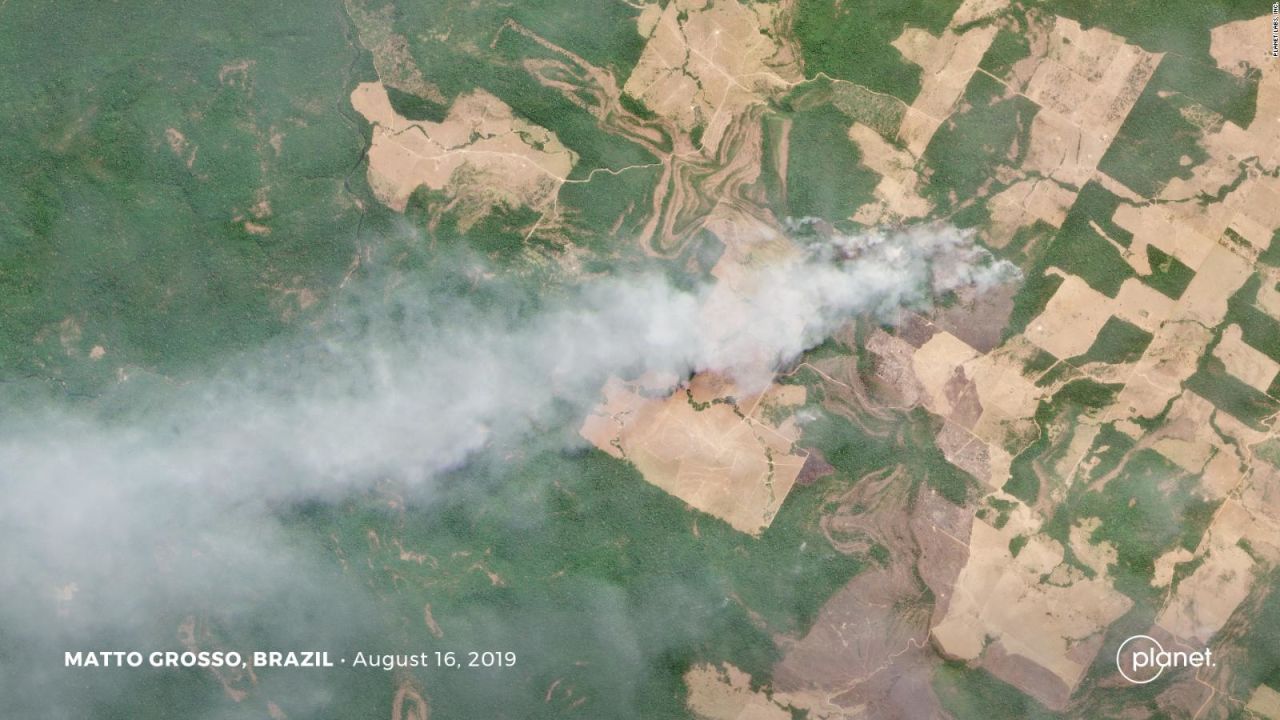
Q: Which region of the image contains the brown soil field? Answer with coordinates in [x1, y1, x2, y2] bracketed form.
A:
[772, 470, 973, 719]
[931, 516, 1132, 710]
[684, 663, 791, 720]
[579, 372, 807, 535]
[894, 22, 1000, 158]
[351, 81, 574, 218]
[623, 0, 801, 156]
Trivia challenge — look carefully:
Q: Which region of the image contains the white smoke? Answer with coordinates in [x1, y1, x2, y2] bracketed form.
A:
[0, 224, 1015, 708]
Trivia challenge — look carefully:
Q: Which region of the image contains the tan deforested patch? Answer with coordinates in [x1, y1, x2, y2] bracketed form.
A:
[1176, 244, 1255, 326]
[848, 122, 931, 224]
[1208, 15, 1280, 164]
[1161, 173, 1280, 261]
[344, 0, 445, 103]
[165, 127, 197, 169]
[1109, 278, 1178, 330]
[684, 663, 791, 720]
[1239, 464, 1280, 544]
[622, 0, 801, 155]
[967, 14, 1158, 248]
[1024, 274, 1111, 359]
[1212, 15, 1277, 77]
[243, 221, 271, 236]
[267, 277, 320, 322]
[894, 21, 1001, 158]
[391, 682, 430, 720]
[579, 372, 807, 536]
[1259, 267, 1280, 320]
[1214, 324, 1280, 392]
[948, 0, 1010, 26]
[1151, 15, 1280, 243]
[1157, 543, 1255, 645]
[1201, 446, 1244, 499]
[898, 328, 1040, 487]
[1152, 546, 1196, 588]
[636, 2, 662, 38]
[1248, 685, 1280, 720]
[1018, 17, 1161, 188]
[1156, 500, 1263, 644]
[1026, 270, 1176, 361]
[930, 518, 1132, 710]
[58, 316, 82, 356]
[1152, 431, 1216, 476]
[650, 111, 782, 259]
[1069, 518, 1117, 576]
[911, 331, 980, 420]
[1150, 446, 1280, 641]
[493, 12, 791, 260]
[1112, 326, 1215, 425]
[422, 604, 443, 639]
[218, 59, 254, 89]
[1110, 201, 1218, 273]
[1227, 182, 1280, 251]
[984, 178, 1077, 247]
[350, 81, 575, 220]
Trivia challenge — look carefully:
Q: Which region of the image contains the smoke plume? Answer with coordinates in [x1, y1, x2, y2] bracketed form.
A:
[0, 224, 1015, 715]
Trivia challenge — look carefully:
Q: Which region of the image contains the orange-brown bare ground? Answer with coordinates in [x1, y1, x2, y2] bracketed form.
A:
[579, 372, 807, 535]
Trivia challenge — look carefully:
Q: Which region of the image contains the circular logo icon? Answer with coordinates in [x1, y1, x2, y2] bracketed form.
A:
[1116, 634, 1165, 684]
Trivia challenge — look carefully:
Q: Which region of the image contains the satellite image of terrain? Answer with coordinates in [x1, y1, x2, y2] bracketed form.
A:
[3, 0, 1280, 718]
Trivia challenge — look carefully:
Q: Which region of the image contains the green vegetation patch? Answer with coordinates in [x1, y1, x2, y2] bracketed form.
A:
[792, 0, 964, 102]
[1050, 1, 1259, 62]
[922, 72, 1039, 212]
[1081, 423, 1138, 485]
[0, 0, 368, 393]
[934, 661, 1057, 719]
[1022, 347, 1059, 377]
[1070, 181, 1134, 247]
[1098, 85, 1207, 199]
[396, 0, 648, 83]
[1002, 233, 1063, 343]
[1142, 51, 1261, 129]
[1187, 356, 1280, 431]
[1226, 274, 1280, 365]
[1143, 245, 1196, 299]
[784, 75, 908, 139]
[1258, 229, 1280, 267]
[783, 104, 880, 223]
[1256, 439, 1280, 469]
[1096, 49, 1259, 201]
[307, 443, 867, 718]
[556, 164, 663, 250]
[1001, 219, 1055, 264]
[979, 27, 1032, 80]
[1040, 194, 1137, 298]
[384, 84, 448, 122]
[1070, 316, 1154, 366]
[1002, 468, 1040, 505]
[1008, 534, 1029, 557]
[755, 112, 791, 219]
[1050, 447, 1217, 603]
[1033, 360, 1076, 389]
[1006, 380, 1123, 505]
[1231, 571, 1280, 696]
